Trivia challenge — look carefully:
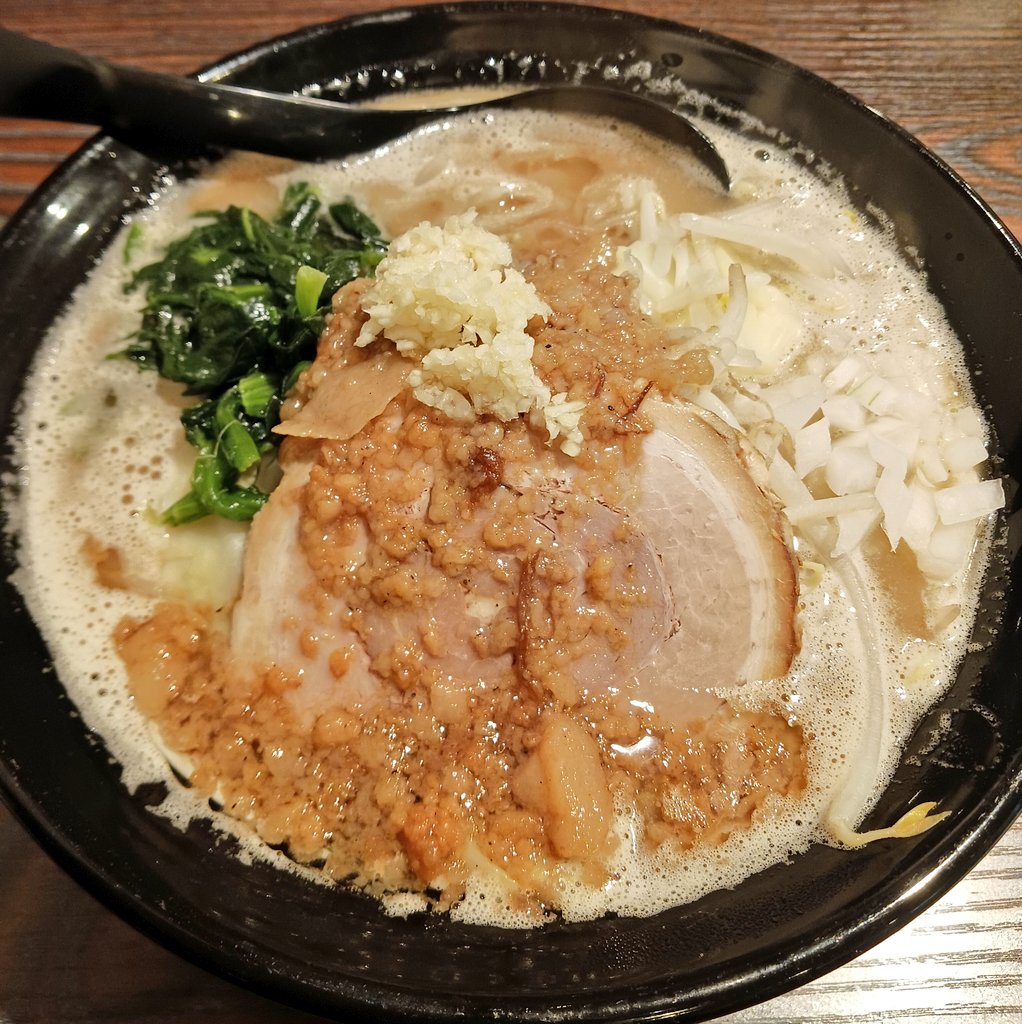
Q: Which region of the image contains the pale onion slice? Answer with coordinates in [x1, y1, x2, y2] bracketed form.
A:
[715, 263, 748, 342]
[953, 406, 985, 437]
[785, 492, 878, 524]
[758, 375, 828, 434]
[916, 443, 950, 486]
[832, 507, 881, 558]
[867, 432, 910, 475]
[918, 521, 980, 578]
[691, 387, 742, 430]
[823, 354, 870, 393]
[874, 464, 912, 550]
[275, 347, 410, 441]
[820, 556, 890, 843]
[673, 212, 851, 277]
[934, 478, 1006, 525]
[768, 450, 814, 508]
[901, 485, 939, 553]
[793, 418, 832, 477]
[821, 393, 866, 432]
[942, 434, 989, 474]
[825, 442, 878, 496]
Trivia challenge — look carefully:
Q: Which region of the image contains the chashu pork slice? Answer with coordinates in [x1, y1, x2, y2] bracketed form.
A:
[228, 441, 381, 722]
[231, 370, 797, 731]
[231, 349, 522, 728]
[627, 396, 799, 717]
[508, 395, 798, 725]
[231, 343, 414, 723]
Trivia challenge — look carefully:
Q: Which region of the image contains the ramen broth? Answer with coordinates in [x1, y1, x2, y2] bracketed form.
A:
[13, 106, 996, 925]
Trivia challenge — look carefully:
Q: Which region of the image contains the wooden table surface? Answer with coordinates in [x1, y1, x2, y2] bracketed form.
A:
[1, 1, 1020, 1022]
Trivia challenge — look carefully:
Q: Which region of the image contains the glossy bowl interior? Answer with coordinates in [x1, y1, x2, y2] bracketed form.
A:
[1, 4, 1020, 1022]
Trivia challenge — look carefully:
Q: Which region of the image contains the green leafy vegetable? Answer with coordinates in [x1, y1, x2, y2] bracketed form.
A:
[119, 183, 387, 524]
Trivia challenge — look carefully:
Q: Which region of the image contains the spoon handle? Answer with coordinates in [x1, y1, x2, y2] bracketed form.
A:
[0, 28, 115, 125]
[0, 28, 436, 157]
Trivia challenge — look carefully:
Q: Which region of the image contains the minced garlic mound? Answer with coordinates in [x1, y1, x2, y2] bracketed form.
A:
[356, 210, 585, 455]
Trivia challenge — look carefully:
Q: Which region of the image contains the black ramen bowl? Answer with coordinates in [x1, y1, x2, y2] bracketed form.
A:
[1, 4, 1020, 1022]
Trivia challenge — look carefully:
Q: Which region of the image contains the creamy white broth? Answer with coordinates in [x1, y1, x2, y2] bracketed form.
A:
[12, 104, 995, 925]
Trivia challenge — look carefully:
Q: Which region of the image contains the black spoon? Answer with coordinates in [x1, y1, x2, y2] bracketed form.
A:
[0, 27, 730, 190]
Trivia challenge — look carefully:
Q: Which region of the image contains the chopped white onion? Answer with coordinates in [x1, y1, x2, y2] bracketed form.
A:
[616, 181, 1004, 578]
[942, 434, 988, 474]
[874, 464, 912, 550]
[768, 452, 814, 508]
[824, 354, 869, 394]
[901, 484, 938, 552]
[915, 443, 950, 486]
[759, 375, 827, 434]
[934, 479, 1006, 525]
[918, 521, 979, 578]
[786, 492, 877, 523]
[821, 394, 866, 432]
[867, 432, 910, 476]
[826, 443, 878, 496]
[832, 506, 882, 557]
[953, 406, 985, 437]
[794, 418, 832, 477]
